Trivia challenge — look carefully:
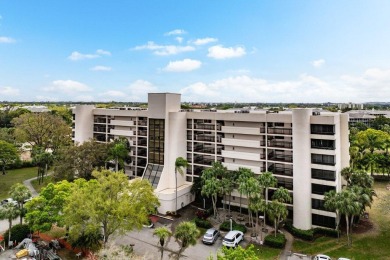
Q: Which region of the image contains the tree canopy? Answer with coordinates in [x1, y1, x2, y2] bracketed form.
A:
[0, 140, 19, 175]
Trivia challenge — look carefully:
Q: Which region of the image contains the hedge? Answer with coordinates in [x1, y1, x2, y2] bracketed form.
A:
[313, 227, 339, 238]
[264, 233, 286, 248]
[220, 220, 247, 234]
[3, 224, 31, 243]
[284, 221, 314, 241]
[194, 217, 212, 229]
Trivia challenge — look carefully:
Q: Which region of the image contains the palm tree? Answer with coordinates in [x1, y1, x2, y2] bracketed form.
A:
[324, 190, 342, 239]
[153, 226, 172, 260]
[201, 169, 221, 219]
[237, 167, 254, 215]
[338, 189, 361, 246]
[0, 203, 20, 247]
[9, 183, 31, 224]
[107, 137, 130, 172]
[272, 187, 292, 204]
[341, 167, 354, 186]
[257, 171, 277, 228]
[249, 195, 266, 242]
[175, 157, 189, 214]
[267, 200, 288, 237]
[174, 221, 200, 259]
[239, 177, 260, 228]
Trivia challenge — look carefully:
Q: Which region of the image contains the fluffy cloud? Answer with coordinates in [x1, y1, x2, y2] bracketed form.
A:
[44, 80, 92, 94]
[165, 29, 187, 36]
[312, 59, 325, 68]
[175, 37, 183, 43]
[0, 37, 16, 43]
[193, 37, 218, 45]
[99, 90, 126, 98]
[207, 45, 246, 59]
[0, 86, 20, 96]
[133, 41, 195, 56]
[68, 49, 111, 61]
[163, 59, 201, 72]
[90, 66, 112, 71]
[127, 80, 158, 101]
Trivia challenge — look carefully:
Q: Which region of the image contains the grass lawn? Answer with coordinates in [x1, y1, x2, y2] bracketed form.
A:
[249, 243, 281, 260]
[0, 167, 37, 200]
[31, 175, 55, 193]
[292, 182, 390, 260]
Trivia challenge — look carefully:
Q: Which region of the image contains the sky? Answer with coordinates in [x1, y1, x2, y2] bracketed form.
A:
[1, 1, 390, 103]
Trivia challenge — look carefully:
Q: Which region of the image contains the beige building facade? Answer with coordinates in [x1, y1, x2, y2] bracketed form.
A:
[72, 93, 349, 230]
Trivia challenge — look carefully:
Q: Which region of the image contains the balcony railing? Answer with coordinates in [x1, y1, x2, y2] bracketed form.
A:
[268, 165, 293, 176]
[267, 128, 292, 135]
[268, 152, 293, 162]
[194, 124, 215, 130]
[268, 140, 293, 149]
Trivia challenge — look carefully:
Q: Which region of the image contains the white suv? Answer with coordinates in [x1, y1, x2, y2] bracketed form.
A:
[222, 230, 244, 248]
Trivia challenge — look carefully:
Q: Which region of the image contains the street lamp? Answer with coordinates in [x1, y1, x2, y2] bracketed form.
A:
[230, 217, 233, 231]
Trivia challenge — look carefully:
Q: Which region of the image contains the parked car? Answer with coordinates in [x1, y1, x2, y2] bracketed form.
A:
[202, 228, 220, 245]
[338, 258, 350, 260]
[1, 198, 17, 206]
[222, 230, 244, 248]
[314, 255, 331, 260]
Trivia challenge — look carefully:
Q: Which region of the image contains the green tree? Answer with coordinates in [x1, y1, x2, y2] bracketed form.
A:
[12, 112, 71, 153]
[257, 171, 277, 228]
[107, 137, 130, 172]
[53, 140, 110, 181]
[267, 200, 288, 237]
[175, 157, 189, 213]
[0, 203, 20, 246]
[213, 244, 258, 260]
[201, 170, 221, 219]
[324, 190, 342, 239]
[338, 189, 361, 246]
[32, 146, 54, 184]
[220, 172, 235, 214]
[272, 187, 292, 204]
[9, 183, 31, 224]
[239, 176, 260, 228]
[25, 180, 75, 232]
[249, 195, 266, 242]
[174, 221, 200, 259]
[64, 170, 159, 246]
[0, 140, 18, 175]
[236, 167, 254, 215]
[153, 226, 172, 259]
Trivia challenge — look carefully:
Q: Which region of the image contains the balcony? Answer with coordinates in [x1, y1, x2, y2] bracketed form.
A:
[268, 140, 293, 149]
[110, 120, 135, 127]
[268, 152, 293, 163]
[221, 138, 265, 148]
[194, 135, 222, 143]
[193, 155, 214, 166]
[138, 121, 147, 126]
[222, 150, 262, 161]
[268, 164, 293, 177]
[267, 128, 292, 135]
[138, 130, 147, 136]
[221, 126, 261, 135]
[110, 129, 136, 137]
[194, 124, 215, 130]
[222, 162, 263, 174]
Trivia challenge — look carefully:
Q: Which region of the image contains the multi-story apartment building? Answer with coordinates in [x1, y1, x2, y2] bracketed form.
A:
[72, 93, 349, 230]
[346, 110, 390, 127]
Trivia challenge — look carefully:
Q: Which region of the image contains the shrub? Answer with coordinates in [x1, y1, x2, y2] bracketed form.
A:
[195, 209, 211, 220]
[3, 224, 31, 243]
[219, 220, 247, 234]
[264, 233, 286, 248]
[194, 217, 212, 229]
[284, 221, 314, 241]
[313, 227, 339, 238]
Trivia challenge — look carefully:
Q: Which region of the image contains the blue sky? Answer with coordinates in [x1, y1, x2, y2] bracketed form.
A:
[1, 1, 390, 103]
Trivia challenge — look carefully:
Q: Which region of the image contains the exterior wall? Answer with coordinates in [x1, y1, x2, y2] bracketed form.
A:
[73, 105, 94, 144]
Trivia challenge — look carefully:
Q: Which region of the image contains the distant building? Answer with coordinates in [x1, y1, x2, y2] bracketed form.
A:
[346, 110, 390, 127]
[338, 103, 364, 110]
[72, 93, 350, 230]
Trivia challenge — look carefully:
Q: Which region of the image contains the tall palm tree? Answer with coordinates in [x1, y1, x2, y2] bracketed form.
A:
[249, 195, 266, 242]
[175, 157, 189, 214]
[153, 226, 172, 260]
[240, 177, 260, 228]
[338, 189, 361, 246]
[107, 137, 130, 172]
[272, 187, 292, 204]
[324, 190, 342, 239]
[257, 171, 277, 228]
[267, 200, 288, 237]
[0, 203, 20, 247]
[201, 169, 221, 219]
[174, 221, 200, 259]
[237, 167, 254, 215]
[9, 183, 31, 224]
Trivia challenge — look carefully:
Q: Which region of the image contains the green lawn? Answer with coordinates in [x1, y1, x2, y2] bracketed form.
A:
[31, 175, 54, 193]
[292, 182, 390, 260]
[249, 243, 281, 260]
[0, 167, 37, 200]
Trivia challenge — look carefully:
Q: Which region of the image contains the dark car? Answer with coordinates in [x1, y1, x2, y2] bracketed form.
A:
[202, 228, 220, 245]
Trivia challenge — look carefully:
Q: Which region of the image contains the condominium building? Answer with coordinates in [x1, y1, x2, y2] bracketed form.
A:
[72, 93, 349, 230]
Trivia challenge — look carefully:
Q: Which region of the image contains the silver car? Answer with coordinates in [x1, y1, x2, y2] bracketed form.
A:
[202, 228, 220, 245]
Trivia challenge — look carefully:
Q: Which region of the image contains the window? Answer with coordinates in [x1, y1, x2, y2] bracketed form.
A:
[312, 199, 330, 211]
[310, 124, 335, 135]
[311, 169, 335, 181]
[312, 214, 335, 228]
[311, 183, 335, 195]
[311, 154, 335, 165]
[148, 119, 165, 165]
[143, 164, 164, 188]
[311, 139, 335, 150]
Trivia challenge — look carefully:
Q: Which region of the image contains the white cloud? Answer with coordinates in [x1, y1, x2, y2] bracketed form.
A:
[90, 66, 112, 71]
[163, 59, 201, 72]
[68, 49, 111, 61]
[133, 41, 195, 56]
[127, 80, 158, 101]
[193, 37, 218, 45]
[96, 49, 111, 56]
[175, 37, 183, 43]
[165, 29, 186, 36]
[0, 86, 20, 96]
[68, 51, 99, 61]
[0, 37, 16, 43]
[99, 90, 126, 97]
[44, 80, 92, 94]
[207, 45, 246, 59]
[311, 59, 325, 68]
